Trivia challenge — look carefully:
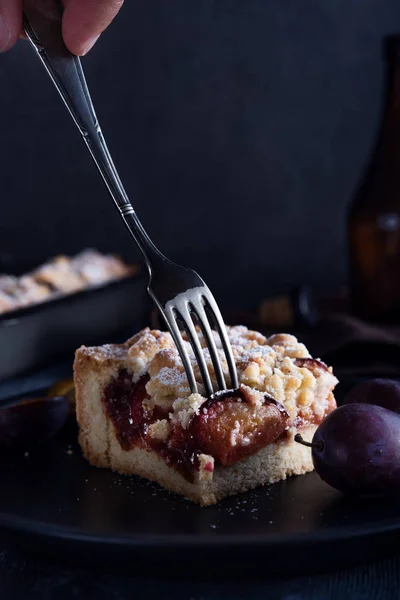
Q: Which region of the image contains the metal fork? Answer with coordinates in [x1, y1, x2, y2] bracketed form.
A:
[22, 0, 239, 397]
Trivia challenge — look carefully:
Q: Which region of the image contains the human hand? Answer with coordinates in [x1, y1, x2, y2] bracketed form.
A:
[0, 0, 124, 55]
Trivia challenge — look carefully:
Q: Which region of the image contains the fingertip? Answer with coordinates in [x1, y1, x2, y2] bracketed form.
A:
[63, 31, 101, 56]
[0, 18, 20, 53]
[62, 0, 123, 55]
[0, 29, 20, 53]
[61, 10, 88, 55]
[0, 0, 22, 52]
[0, 18, 12, 52]
[80, 34, 100, 56]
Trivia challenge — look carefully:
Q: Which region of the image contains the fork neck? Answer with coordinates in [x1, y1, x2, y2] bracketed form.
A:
[121, 210, 169, 276]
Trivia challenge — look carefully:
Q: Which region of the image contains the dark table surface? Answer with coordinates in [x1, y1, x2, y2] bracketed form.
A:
[1, 546, 400, 600]
[0, 362, 399, 600]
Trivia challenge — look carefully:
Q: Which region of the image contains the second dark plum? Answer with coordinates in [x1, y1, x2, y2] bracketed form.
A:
[345, 378, 400, 414]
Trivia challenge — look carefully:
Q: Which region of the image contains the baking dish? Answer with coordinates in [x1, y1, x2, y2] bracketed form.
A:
[0, 266, 150, 380]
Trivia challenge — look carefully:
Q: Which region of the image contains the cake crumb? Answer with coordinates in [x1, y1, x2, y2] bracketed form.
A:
[198, 454, 214, 482]
[148, 419, 171, 442]
[171, 393, 206, 429]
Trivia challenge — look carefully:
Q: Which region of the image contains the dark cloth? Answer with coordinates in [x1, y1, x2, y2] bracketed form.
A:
[301, 313, 400, 379]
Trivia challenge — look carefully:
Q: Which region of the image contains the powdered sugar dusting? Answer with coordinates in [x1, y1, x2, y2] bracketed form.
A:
[83, 344, 128, 361]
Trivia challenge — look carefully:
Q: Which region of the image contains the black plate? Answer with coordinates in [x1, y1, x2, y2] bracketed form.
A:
[0, 418, 399, 576]
[0, 271, 150, 380]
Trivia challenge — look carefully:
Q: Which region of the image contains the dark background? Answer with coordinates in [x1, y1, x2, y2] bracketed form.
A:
[1, 0, 400, 309]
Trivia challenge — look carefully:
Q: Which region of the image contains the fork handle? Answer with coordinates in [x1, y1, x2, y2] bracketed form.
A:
[22, 0, 165, 273]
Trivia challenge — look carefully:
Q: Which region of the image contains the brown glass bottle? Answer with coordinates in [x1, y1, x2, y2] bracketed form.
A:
[349, 36, 400, 322]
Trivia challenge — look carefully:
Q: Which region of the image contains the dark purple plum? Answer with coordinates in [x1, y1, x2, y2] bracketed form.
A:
[344, 378, 400, 414]
[0, 395, 69, 450]
[296, 403, 400, 495]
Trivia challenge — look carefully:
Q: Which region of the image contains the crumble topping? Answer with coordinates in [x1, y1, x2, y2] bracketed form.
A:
[170, 393, 205, 429]
[128, 331, 175, 381]
[147, 419, 171, 442]
[98, 325, 338, 429]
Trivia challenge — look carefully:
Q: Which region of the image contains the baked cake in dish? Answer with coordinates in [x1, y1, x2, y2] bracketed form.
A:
[0, 249, 135, 315]
[74, 326, 338, 506]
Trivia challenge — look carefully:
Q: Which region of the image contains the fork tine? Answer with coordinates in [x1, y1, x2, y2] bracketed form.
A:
[176, 303, 215, 398]
[190, 298, 227, 391]
[162, 305, 199, 394]
[202, 293, 239, 389]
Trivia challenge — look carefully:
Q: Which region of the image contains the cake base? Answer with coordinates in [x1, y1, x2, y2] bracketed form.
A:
[80, 425, 316, 506]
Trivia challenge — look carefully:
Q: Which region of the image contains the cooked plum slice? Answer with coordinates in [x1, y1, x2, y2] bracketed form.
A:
[192, 391, 289, 466]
